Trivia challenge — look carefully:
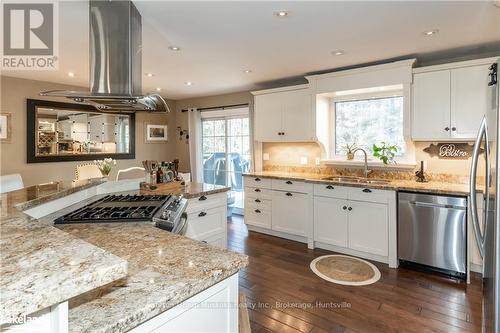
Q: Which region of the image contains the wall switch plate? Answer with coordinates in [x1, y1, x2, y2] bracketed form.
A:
[300, 156, 308, 165]
[263, 153, 270, 161]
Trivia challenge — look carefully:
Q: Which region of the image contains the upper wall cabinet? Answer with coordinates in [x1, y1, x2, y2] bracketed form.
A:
[411, 59, 494, 141]
[252, 85, 314, 142]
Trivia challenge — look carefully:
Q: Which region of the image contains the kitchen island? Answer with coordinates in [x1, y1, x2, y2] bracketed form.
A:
[0, 179, 247, 333]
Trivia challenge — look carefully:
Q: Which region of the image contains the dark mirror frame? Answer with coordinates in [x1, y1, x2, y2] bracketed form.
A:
[27, 99, 136, 163]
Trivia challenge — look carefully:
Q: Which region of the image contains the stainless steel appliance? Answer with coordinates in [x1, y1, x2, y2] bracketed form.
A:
[40, 0, 169, 112]
[398, 192, 467, 278]
[470, 60, 499, 333]
[54, 194, 188, 234]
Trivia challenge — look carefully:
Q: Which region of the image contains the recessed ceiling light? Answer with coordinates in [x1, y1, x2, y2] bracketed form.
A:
[423, 29, 439, 36]
[68, 72, 75, 77]
[185, 81, 193, 86]
[243, 69, 252, 73]
[155, 87, 161, 91]
[168, 46, 181, 51]
[332, 50, 345, 56]
[273, 10, 289, 18]
[145, 73, 154, 77]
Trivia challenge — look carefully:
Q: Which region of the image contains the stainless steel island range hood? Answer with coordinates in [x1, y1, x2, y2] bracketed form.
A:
[41, 0, 169, 112]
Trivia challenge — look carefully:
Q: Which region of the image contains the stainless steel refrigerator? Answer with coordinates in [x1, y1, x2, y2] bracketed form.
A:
[470, 60, 499, 333]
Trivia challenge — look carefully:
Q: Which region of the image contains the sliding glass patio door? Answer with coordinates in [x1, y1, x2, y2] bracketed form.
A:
[201, 108, 251, 214]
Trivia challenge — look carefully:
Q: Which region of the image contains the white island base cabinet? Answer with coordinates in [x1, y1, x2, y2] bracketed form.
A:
[184, 193, 228, 248]
[130, 274, 239, 333]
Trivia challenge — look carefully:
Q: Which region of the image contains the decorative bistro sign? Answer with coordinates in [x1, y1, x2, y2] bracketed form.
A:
[423, 143, 483, 160]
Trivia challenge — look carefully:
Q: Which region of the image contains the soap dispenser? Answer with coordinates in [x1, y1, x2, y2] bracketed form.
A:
[415, 161, 428, 183]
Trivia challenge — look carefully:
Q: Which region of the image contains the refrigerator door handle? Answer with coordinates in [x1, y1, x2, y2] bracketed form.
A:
[469, 116, 487, 258]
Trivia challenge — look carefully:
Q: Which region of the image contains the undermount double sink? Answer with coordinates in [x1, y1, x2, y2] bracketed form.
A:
[320, 176, 391, 185]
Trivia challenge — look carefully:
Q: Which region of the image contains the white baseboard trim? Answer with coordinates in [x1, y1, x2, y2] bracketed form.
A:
[469, 263, 483, 274]
[246, 225, 308, 244]
[313, 241, 389, 265]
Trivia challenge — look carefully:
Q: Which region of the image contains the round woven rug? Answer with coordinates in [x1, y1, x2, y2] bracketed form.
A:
[310, 254, 381, 286]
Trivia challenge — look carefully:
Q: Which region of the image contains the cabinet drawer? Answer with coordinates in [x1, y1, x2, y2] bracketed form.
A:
[245, 207, 272, 229]
[245, 187, 272, 200]
[186, 192, 227, 214]
[244, 176, 271, 189]
[245, 197, 272, 212]
[200, 233, 226, 248]
[185, 206, 225, 240]
[271, 179, 311, 193]
[313, 183, 349, 199]
[348, 187, 389, 204]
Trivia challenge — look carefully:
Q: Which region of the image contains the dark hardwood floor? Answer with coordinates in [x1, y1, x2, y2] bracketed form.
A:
[227, 215, 483, 333]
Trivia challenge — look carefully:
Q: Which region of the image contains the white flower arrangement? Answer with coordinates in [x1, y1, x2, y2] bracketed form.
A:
[95, 158, 116, 176]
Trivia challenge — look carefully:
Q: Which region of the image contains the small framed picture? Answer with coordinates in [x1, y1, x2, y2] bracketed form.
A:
[145, 123, 168, 143]
[0, 113, 12, 143]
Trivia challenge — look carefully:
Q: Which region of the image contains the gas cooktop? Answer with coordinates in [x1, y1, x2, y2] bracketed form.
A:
[54, 194, 171, 224]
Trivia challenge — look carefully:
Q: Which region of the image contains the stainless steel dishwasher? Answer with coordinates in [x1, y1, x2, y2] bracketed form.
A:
[398, 192, 467, 278]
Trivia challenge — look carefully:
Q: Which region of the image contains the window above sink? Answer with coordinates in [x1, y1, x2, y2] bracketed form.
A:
[314, 85, 416, 169]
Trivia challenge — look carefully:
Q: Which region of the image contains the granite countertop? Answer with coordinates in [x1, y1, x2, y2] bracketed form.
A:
[0, 180, 128, 324]
[1, 179, 246, 331]
[58, 223, 248, 333]
[140, 181, 230, 199]
[244, 171, 475, 196]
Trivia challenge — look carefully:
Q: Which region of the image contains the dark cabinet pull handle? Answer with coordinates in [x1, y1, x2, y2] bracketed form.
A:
[255, 199, 261, 203]
[199, 195, 207, 201]
[348, 207, 352, 211]
[255, 178, 261, 181]
[452, 127, 457, 131]
[326, 185, 334, 189]
[362, 188, 372, 193]
[254, 209, 261, 213]
[198, 211, 207, 217]
[202, 240, 208, 244]
[285, 180, 293, 184]
[286, 192, 293, 196]
[342, 206, 347, 210]
[445, 127, 450, 131]
[255, 188, 261, 192]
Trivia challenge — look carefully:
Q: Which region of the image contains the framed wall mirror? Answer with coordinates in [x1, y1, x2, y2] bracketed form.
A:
[27, 99, 135, 163]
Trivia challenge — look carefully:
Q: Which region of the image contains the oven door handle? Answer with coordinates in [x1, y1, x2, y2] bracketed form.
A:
[172, 213, 188, 235]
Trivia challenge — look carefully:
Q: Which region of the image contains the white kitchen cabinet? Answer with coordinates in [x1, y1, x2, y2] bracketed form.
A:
[412, 59, 494, 141]
[348, 200, 388, 257]
[313, 196, 348, 247]
[243, 175, 397, 266]
[412, 70, 451, 140]
[185, 193, 227, 248]
[271, 190, 308, 236]
[252, 85, 313, 142]
[451, 64, 490, 139]
[253, 92, 283, 142]
[281, 89, 313, 141]
[130, 274, 238, 333]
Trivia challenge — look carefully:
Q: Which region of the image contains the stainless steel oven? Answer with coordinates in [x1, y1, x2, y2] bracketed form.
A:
[398, 192, 467, 278]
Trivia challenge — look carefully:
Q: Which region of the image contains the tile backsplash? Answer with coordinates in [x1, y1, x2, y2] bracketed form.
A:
[261, 141, 483, 184]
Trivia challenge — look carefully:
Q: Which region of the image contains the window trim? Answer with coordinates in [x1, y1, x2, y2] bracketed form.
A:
[329, 89, 415, 166]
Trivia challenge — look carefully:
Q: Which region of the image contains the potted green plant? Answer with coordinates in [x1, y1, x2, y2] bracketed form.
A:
[342, 142, 358, 160]
[372, 142, 398, 165]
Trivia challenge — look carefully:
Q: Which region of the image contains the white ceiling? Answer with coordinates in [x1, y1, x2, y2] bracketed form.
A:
[3, 1, 500, 100]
